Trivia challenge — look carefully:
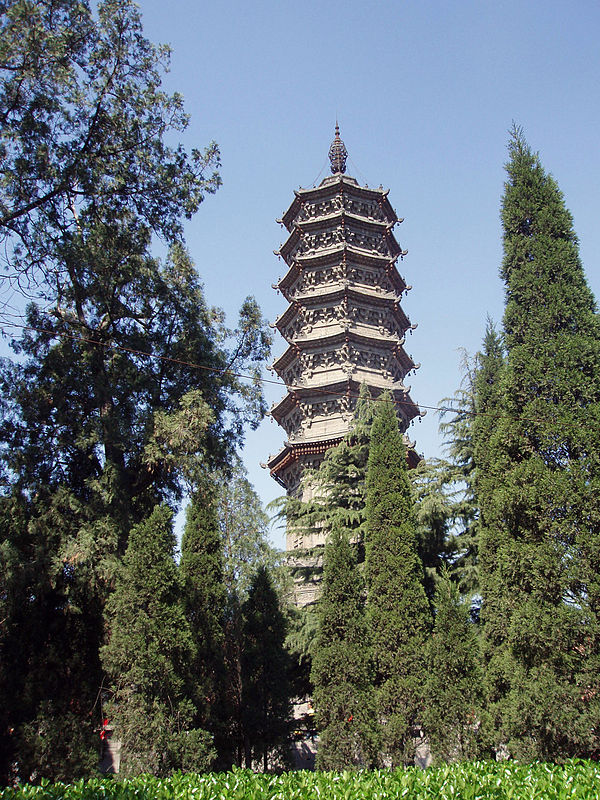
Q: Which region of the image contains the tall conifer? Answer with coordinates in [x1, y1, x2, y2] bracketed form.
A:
[365, 397, 431, 766]
[423, 573, 483, 763]
[240, 566, 292, 770]
[179, 485, 228, 762]
[477, 127, 600, 759]
[311, 530, 379, 770]
[101, 506, 214, 775]
[283, 384, 374, 550]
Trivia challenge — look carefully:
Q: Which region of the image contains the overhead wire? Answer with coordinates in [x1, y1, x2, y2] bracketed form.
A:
[0, 319, 567, 425]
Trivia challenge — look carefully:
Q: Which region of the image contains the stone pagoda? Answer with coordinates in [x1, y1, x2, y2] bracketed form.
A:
[267, 126, 421, 562]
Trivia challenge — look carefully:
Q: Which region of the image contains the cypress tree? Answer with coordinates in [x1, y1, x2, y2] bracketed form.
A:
[280, 386, 375, 701]
[365, 396, 431, 766]
[101, 505, 214, 775]
[413, 354, 480, 601]
[472, 320, 505, 495]
[0, 492, 102, 783]
[311, 530, 379, 770]
[240, 566, 292, 771]
[477, 127, 600, 760]
[423, 573, 483, 763]
[179, 484, 228, 764]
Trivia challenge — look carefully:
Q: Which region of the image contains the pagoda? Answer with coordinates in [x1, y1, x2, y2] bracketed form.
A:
[267, 126, 421, 556]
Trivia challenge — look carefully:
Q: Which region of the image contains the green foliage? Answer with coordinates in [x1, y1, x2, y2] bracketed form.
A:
[1, 240, 269, 514]
[365, 396, 431, 766]
[0, 1, 271, 783]
[412, 337, 502, 601]
[477, 127, 600, 760]
[3, 761, 600, 800]
[101, 506, 214, 776]
[218, 457, 280, 601]
[179, 485, 227, 756]
[0, 0, 220, 284]
[281, 384, 375, 550]
[472, 320, 505, 527]
[202, 459, 285, 769]
[273, 386, 376, 702]
[0, 490, 106, 784]
[241, 567, 292, 771]
[423, 573, 484, 763]
[311, 530, 378, 769]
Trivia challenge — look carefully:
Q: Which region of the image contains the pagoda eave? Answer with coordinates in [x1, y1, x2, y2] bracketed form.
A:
[276, 246, 408, 294]
[269, 376, 420, 425]
[274, 285, 404, 331]
[280, 232, 402, 265]
[294, 209, 394, 236]
[267, 433, 421, 488]
[267, 437, 344, 482]
[271, 329, 415, 375]
[281, 174, 398, 229]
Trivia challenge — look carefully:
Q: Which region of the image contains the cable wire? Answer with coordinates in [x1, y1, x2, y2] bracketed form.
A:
[0, 319, 566, 424]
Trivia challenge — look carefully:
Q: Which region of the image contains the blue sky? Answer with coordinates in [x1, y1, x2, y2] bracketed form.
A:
[133, 0, 600, 547]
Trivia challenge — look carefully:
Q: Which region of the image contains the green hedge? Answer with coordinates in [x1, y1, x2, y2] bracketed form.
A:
[2, 761, 600, 800]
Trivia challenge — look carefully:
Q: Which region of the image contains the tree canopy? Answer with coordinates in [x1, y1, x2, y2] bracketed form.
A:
[365, 396, 431, 766]
[477, 127, 600, 760]
[0, 0, 220, 298]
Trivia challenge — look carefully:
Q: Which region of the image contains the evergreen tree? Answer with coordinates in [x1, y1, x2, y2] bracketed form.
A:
[101, 505, 214, 776]
[278, 386, 375, 702]
[413, 328, 503, 602]
[365, 396, 431, 766]
[423, 572, 483, 763]
[311, 529, 378, 770]
[472, 320, 505, 497]
[179, 483, 227, 763]
[0, 0, 220, 289]
[240, 566, 292, 771]
[0, 3, 270, 781]
[477, 127, 600, 760]
[218, 457, 280, 601]
[0, 239, 268, 782]
[283, 384, 374, 551]
[434, 352, 481, 594]
[0, 492, 102, 783]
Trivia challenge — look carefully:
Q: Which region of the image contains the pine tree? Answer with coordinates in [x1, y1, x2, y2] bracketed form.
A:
[423, 572, 483, 763]
[101, 505, 214, 776]
[435, 352, 481, 594]
[365, 396, 431, 766]
[412, 354, 480, 601]
[413, 323, 504, 603]
[240, 566, 292, 771]
[208, 458, 283, 768]
[0, 0, 221, 288]
[218, 457, 279, 600]
[283, 383, 375, 550]
[477, 127, 600, 760]
[311, 529, 378, 770]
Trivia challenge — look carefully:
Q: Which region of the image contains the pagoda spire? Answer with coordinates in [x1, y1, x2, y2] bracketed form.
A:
[328, 122, 348, 174]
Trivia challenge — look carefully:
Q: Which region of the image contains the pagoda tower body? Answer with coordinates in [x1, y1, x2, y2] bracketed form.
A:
[267, 128, 421, 559]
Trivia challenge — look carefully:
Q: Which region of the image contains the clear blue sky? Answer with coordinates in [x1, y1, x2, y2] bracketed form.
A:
[66, 2, 600, 546]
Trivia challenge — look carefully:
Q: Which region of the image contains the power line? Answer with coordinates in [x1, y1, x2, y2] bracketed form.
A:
[0, 319, 565, 425]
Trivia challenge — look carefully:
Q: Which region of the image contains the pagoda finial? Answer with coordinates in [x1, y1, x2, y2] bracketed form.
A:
[328, 122, 348, 174]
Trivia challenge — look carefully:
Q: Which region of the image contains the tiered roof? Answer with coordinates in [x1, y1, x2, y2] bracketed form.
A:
[266, 128, 422, 499]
